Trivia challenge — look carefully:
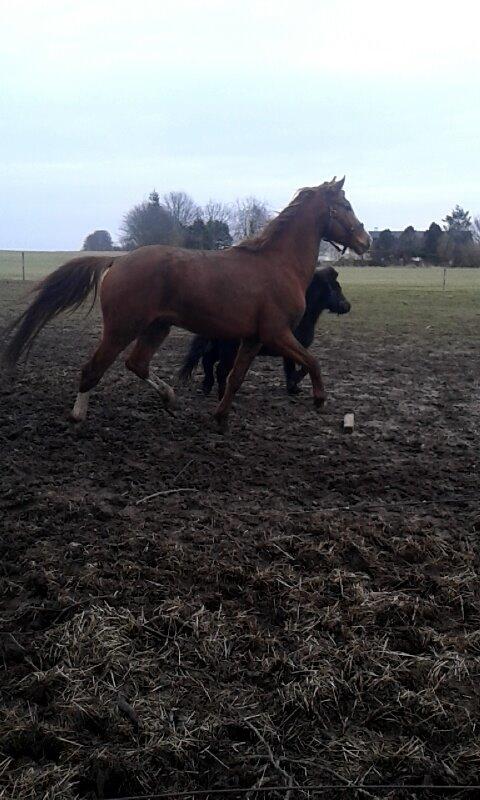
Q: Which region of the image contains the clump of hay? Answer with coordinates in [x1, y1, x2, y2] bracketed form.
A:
[2, 512, 480, 798]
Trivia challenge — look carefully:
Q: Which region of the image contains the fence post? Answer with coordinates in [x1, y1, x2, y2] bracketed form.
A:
[442, 267, 446, 291]
[21, 251, 25, 281]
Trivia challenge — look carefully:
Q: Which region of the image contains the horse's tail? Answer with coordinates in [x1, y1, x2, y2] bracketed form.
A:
[177, 335, 210, 383]
[2, 255, 115, 369]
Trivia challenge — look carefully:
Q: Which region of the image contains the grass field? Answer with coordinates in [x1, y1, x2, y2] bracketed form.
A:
[1, 250, 478, 340]
[0, 250, 119, 281]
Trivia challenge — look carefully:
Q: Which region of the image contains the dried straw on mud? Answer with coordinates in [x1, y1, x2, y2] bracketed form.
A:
[2, 508, 480, 800]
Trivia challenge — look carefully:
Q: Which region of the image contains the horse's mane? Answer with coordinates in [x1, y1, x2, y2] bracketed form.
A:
[234, 183, 328, 253]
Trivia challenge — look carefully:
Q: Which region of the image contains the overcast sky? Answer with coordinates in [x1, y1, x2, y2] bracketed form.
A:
[1, 0, 479, 249]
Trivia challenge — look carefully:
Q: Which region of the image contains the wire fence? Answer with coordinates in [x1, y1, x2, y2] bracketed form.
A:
[0, 255, 458, 289]
[0, 250, 116, 281]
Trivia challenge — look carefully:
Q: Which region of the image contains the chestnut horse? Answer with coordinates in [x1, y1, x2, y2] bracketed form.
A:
[2, 178, 370, 429]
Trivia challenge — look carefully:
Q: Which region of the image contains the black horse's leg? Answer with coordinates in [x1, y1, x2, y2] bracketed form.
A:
[284, 358, 302, 394]
[201, 346, 216, 395]
[214, 338, 262, 430]
[284, 324, 314, 393]
[262, 329, 326, 408]
[216, 344, 237, 399]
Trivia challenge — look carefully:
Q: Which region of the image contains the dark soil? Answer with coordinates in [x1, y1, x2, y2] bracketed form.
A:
[1, 280, 479, 799]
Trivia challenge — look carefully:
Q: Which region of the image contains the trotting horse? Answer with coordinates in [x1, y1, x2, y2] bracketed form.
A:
[2, 178, 370, 429]
[177, 266, 351, 397]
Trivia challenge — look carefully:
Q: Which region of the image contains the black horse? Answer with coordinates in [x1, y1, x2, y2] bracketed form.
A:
[178, 266, 351, 398]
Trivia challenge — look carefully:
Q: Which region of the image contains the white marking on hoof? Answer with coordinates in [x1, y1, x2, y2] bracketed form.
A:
[147, 377, 176, 408]
[70, 391, 90, 422]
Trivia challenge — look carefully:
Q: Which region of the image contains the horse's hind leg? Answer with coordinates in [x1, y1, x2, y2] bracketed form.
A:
[71, 335, 129, 422]
[125, 320, 175, 409]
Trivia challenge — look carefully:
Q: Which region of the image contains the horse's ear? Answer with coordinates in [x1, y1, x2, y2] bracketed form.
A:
[336, 176, 345, 190]
[324, 265, 337, 279]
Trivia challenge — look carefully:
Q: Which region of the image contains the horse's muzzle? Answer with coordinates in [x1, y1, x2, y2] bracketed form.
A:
[337, 300, 351, 315]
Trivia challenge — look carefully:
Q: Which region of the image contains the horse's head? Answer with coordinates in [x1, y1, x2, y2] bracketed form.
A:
[311, 266, 351, 315]
[321, 178, 371, 256]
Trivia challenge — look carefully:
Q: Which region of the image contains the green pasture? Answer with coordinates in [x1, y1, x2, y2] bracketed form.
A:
[0, 250, 119, 281]
[333, 265, 479, 337]
[0, 251, 478, 338]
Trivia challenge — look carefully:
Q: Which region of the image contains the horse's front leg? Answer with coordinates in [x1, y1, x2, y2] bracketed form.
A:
[267, 331, 325, 407]
[213, 338, 261, 431]
[284, 358, 303, 394]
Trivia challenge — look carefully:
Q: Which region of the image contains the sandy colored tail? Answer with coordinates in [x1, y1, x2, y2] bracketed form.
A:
[2, 255, 114, 368]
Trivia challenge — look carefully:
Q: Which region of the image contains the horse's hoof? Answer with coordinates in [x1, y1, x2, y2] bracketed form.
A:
[287, 384, 301, 395]
[68, 412, 84, 425]
[214, 413, 229, 434]
[202, 384, 213, 396]
[164, 386, 177, 408]
[314, 396, 326, 410]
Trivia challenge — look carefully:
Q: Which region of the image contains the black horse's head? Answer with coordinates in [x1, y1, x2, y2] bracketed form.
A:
[309, 266, 351, 316]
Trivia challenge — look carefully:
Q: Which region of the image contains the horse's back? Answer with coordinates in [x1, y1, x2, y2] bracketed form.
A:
[101, 245, 273, 340]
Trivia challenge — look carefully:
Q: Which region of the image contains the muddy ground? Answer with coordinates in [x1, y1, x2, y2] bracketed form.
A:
[0, 280, 479, 799]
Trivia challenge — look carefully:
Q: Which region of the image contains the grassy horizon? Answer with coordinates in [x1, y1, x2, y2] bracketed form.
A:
[1, 249, 480, 285]
[1, 253, 478, 341]
[0, 250, 120, 281]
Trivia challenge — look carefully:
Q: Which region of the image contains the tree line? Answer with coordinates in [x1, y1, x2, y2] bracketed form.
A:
[370, 206, 480, 267]
[83, 193, 480, 267]
[82, 190, 270, 253]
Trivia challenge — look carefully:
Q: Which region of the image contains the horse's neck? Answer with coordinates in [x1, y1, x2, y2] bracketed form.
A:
[279, 207, 327, 288]
[303, 294, 326, 328]
[310, 300, 326, 323]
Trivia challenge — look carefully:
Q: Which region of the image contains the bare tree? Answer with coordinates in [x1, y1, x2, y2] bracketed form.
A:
[473, 216, 480, 244]
[201, 199, 232, 225]
[163, 191, 200, 228]
[231, 196, 271, 242]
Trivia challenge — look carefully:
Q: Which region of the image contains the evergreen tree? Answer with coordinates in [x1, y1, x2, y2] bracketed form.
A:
[120, 190, 175, 249]
[396, 225, 417, 262]
[205, 218, 232, 249]
[184, 217, 233, 250]
[422, 222, 443, 263]
[372, 229, 396, 263]
[184, 218, 208, 249]
[442, 206, 473, 266]
[443, 205, 472, 239]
